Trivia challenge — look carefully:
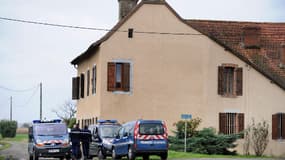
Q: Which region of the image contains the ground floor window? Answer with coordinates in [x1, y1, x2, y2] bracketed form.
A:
[219, 112, 244, 135]
[272, 113, 285, 140]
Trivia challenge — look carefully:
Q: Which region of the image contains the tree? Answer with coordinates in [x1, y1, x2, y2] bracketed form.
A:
[250, 119, 269, 156]
[172, 117, 202, 139]
[52, 100, 77, 127]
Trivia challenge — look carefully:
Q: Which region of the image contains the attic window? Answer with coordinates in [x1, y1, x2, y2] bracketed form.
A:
[243, 26, 261, 49]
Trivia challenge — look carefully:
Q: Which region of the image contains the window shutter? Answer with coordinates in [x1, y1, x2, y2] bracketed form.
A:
[107, 62, 116, 91]
[218, 66, 224, 95]
[219, 113, 227, 134]
[236, 68, 243, 96]
[80, 73, 85, 98]
[87, 70, 90, 96]
[123, 63, 130, 92]
[92, 65, 97, 94]
[272, 114, 278, 140]
[238, 113, 244, 138]
[281, 113, 285, 139]
[72, 77, 80, 100]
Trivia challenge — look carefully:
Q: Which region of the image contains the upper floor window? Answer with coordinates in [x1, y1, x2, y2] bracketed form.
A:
[218, 65, 243, 97]
[107, 62, 130, 92]
[92, 65, 97, 94]
[219, 112, 244, 135]
[272, 113, 285, 140]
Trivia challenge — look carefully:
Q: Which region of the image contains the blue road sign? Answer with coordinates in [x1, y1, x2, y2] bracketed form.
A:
[181, 114, 192, 119]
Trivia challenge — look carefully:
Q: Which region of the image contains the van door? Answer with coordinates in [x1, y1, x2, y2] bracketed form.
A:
[114, 127, 129, 156]
[136, 123, 168, 151]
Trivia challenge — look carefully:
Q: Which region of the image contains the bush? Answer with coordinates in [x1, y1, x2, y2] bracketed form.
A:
[172, 117, 202, 139]
[188, 128, 239, 155]
[0, 120, 17, 138]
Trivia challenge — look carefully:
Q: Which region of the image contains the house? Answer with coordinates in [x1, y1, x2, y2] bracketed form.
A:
[71, 0, 285, 156]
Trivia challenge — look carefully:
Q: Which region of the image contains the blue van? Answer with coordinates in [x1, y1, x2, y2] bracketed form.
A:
[111, 120, 168, 160]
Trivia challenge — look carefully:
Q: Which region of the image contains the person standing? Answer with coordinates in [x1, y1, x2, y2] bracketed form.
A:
[81, 125, 91, 159]
[70, 124, 82, 159]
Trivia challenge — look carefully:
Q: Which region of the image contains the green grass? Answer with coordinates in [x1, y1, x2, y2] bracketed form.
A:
[0, 141, 11, 151]
[1, 134, 28, 142]
[0, 156, 4, 160]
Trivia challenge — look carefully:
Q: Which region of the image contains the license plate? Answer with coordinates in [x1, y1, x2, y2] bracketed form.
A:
[48, 149, 60, 153]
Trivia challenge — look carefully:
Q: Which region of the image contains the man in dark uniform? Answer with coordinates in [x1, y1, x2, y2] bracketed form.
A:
[70, 124, 81, 159]
[81, 125, 91, 159]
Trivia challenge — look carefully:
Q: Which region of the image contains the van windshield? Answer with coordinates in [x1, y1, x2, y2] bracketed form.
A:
[139, 123, 164, 135]
[34, 123, 67, 136]
[100, 125, 120, 138]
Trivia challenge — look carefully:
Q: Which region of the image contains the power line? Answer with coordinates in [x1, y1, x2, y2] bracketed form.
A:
[0, 84, 39, 92]
[0, 16, 203, 36]
[14, 85, 40, 108]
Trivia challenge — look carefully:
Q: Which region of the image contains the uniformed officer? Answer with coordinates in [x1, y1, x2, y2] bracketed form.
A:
[81, 125, 92, 159]
[70, 124, 82, 159]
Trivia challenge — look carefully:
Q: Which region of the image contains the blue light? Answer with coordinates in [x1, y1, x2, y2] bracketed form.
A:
[33, 120, 41, 124]
[98, 120, 118, 124]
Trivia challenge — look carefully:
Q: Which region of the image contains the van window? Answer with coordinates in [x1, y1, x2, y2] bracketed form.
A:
[100, 126, 120, 138]
[34, 124, 67, 136]
[139, 123, 164, 135]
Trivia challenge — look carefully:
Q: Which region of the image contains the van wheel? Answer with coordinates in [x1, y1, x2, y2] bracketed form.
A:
[142, 155, 149, 160]
[160, 152, 168, 160]
[112, 148, 120, 160]
[127, 147, 135, 160]
[29, 155, 33, 160]
[98, 149, 106, 160]
[33, 152, 39, 160]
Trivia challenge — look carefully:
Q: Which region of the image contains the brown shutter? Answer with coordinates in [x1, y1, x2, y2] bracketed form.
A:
[123, 63, 130, 92]
[238, 113, 244, 138]
[80, 73, 85, 98]
[72, 77, 80, 100]
[281, 113, 285, 139]
[272, 114, 278, 140]
[107, 62, 116, 91]
[236, 68, 243, 96]
[218, 66, 224, 95]
[87, 70, 90, 96]
[219, 113, 227, 134]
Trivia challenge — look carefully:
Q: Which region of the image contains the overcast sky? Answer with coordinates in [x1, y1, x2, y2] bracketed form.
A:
[0, 0, 284, 124]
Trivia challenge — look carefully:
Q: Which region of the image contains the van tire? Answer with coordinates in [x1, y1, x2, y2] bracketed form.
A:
[112, 148, 120, 160]
[98, 149, 106, 160]
[160, 152, 168, 160]
[33, 152, 39, 160]
[127, 147, 135, 160]
[29, 155, 33, 160]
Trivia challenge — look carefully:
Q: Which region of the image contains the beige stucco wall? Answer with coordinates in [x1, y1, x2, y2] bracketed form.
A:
[76, 3, 285, 156]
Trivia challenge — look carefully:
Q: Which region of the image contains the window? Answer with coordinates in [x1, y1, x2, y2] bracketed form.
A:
[219, 113, 244, 135]
[272, 113, 285, 140]
[107, 62, 130, 92]
[80, 73, 85, 98]
[92, 65, 97, 94]
[72, 77, 80, 100]
[87, 70, 90, 96]
[218, 65, 243, 96]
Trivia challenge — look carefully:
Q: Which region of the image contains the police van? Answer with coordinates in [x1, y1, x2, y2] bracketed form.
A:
[111, 120, 168, 160]
[28, 119, 71, 160]
[88, 120, 121, 160]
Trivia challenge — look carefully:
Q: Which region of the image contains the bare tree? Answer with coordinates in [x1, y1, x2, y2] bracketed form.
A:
[52, 100, 77, 127]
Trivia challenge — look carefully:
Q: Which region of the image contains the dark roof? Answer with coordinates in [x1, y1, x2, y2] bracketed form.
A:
[71, 1, 285, 90]
[186, 20, 285, 90]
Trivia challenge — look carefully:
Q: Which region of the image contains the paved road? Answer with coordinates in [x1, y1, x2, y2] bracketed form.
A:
[0, 141, 28, 160]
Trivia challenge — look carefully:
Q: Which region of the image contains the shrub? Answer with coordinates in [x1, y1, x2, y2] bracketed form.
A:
[0, 120, 17, 138]
[172, 117, 202, 139]
[188, 128, 239, 155]
[250, 119, 269, 156]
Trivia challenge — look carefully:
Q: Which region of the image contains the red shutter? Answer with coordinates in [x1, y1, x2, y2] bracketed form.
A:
[72, 77, 80, 100]
[236, 68, 243, 96]
[272, 114, 278, 140]
[281, 113, 285, 139]
[219, 113, 227, 134]
[123, 63, 130, 92]
[218, 66, 224, 95]
[238, 113, 244, 138]
[107, 62, 116, 91]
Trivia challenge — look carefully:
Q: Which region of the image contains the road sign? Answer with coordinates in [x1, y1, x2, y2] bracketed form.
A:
[181, 114, 192, 119]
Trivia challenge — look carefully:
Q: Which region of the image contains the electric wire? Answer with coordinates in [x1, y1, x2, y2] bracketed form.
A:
[0, 16, 203, 36]
[14, 85, 40, 108]
[0, 84, 39, 92]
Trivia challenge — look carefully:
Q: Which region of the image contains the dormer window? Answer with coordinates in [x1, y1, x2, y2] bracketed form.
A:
[243, 26, 261, 49]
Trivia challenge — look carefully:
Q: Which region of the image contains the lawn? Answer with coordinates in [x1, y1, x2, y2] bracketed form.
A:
[1, 134, 28, 142]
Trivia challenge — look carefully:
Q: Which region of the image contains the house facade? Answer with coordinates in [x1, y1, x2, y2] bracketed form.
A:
[71, 0, 285, 156]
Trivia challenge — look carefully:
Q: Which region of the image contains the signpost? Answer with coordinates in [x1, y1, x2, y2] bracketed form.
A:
[181, 114, 192, 152]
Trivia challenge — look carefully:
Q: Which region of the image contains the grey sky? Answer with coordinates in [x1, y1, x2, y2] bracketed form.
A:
[0, 0, 284, 123]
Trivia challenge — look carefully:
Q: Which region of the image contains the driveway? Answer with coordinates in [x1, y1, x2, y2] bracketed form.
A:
[0, 141, 28, 160]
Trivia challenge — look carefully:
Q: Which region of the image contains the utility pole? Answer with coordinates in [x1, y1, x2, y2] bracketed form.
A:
[40, 82, 42, 120]
[10, 96, 12, 121]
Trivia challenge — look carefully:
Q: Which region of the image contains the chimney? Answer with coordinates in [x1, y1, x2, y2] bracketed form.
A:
[118, 0, 138, 20]
[243, 26, 261, 49]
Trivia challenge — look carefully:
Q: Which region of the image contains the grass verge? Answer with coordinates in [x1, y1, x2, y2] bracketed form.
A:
[0, 141, 11, 151]
[1, 134, 28, 142]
